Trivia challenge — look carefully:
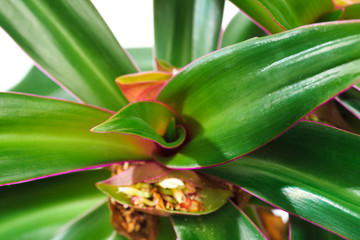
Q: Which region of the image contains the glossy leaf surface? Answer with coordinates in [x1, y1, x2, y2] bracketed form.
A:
[154, 0, 224, 68]
[201, 121, 360, 239]
[92, 101, 186, 148]
[289, 215, 343, 240]
[0, 0, 137, 111]
[0, 170, 109, 240]
[171, 201, 266, 240]
[157, 22, 360, 168]
[230, 0, 334, 33]
[9, 66, 75, 101]
[0, 93, 154, 184]
[127, 48, 154, 72]
[53, 202, 113, 240]
[221, 12, 266, 48]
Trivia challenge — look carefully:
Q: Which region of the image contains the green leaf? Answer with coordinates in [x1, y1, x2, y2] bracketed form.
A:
[127, 48, 154, 72]
[0, 0, 137, 111]
[0, 93, 154, 184]
[341, 3, 360, 19]
[201, 121, 360, 239]
[316, 9, 343, 22]
[53, 202, 114, 240]
[289, 215, 343, 240]
[154, 0, 224, 68]
[156, 21, 360, 168]
[221, 12, 267, 48]
[171, 201, 266, 240]
[0, 169, 109, 240]
[230, 0, 334, 33]
[157, 217, 177, 240]
[336, 87, 360, 119]
[9, 66, 76, 101]
[92, 101, 186, 148]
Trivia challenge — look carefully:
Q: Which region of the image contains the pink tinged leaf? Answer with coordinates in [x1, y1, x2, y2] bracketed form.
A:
[116, 72, 172, 102]
[96, 162, 232, 216]
[333, 0, 360, 7]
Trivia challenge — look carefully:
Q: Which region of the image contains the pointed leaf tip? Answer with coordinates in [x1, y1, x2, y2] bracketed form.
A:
[92, 101, 186, 149]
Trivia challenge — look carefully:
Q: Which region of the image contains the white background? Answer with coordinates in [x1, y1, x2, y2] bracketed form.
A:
[0, 0, 239, 91]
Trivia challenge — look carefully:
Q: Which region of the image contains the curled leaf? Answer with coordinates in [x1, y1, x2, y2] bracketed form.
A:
[116, 72, 171, 102]
[91, 101, 186, 149]
[96, 162, 232, 216]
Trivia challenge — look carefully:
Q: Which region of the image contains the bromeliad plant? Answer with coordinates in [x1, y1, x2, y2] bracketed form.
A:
[1, 0, 360, 239]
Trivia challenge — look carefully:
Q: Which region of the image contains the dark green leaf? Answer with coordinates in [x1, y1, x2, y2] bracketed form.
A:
[230, 0, 334, 33]
[127, 48, 154, 72]
[92, 101, 186, 148]
[53, 202, 114, 240]
[0, 0, 137, 111]
[316, 9, 343, 22]
[157, 217, 177, 240]
[157, 21, 360, 168]
[221, 12, 266, 48]
[336, 87, 360, 119]
[9, 66, 76, 101]
[201, 121, 360, 239]
[0, 93, 154, 184]
[154, 0, 224, 68]
[171, 201, 266, 240]
[0, 169, 109, 240]
[289, 215, 343, 240]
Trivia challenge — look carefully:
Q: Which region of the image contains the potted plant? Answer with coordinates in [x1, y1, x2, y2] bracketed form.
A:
[0, 0, 360, 239]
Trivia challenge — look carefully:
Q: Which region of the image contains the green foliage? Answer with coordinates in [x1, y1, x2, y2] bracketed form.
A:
[1, 0, 360, 239]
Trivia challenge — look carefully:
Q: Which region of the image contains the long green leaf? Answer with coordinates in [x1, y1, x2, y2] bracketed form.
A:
[154, 0, 224, 68]
[221, 12, 266, 48]
[9, 66, 76, 101]
[0, 169, 108, 240]
[289, 215, 343, 240]
[171, 201, 266, 240]
[230, 0, 334, 33]
[156, 21, 360, 168]
[127, 48, 154, 72]
[201, 121, 360, 239]
[53, 202, 113, 240]
[0, 0, 137, 111]
[0, 93, 155, 184]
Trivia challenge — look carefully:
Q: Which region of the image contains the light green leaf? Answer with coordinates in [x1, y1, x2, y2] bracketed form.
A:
[53, 202, 113, 240]
[171, 201, 266, 240]
[201, 121, 360, 239]
[0, 169, 109, 240]
[221, 12, 266, 48]
[9, 66, 76, 101]
[0, 0, 137, 111]
[230, 0, 334, 33]
[92, 101, 186, 148]
[289, 215, 343, 240]
[154, 0, 224, 68]
[156, 21, 360, 168]
[0, 93, 155, 184]
[127, 48, 154, 72]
